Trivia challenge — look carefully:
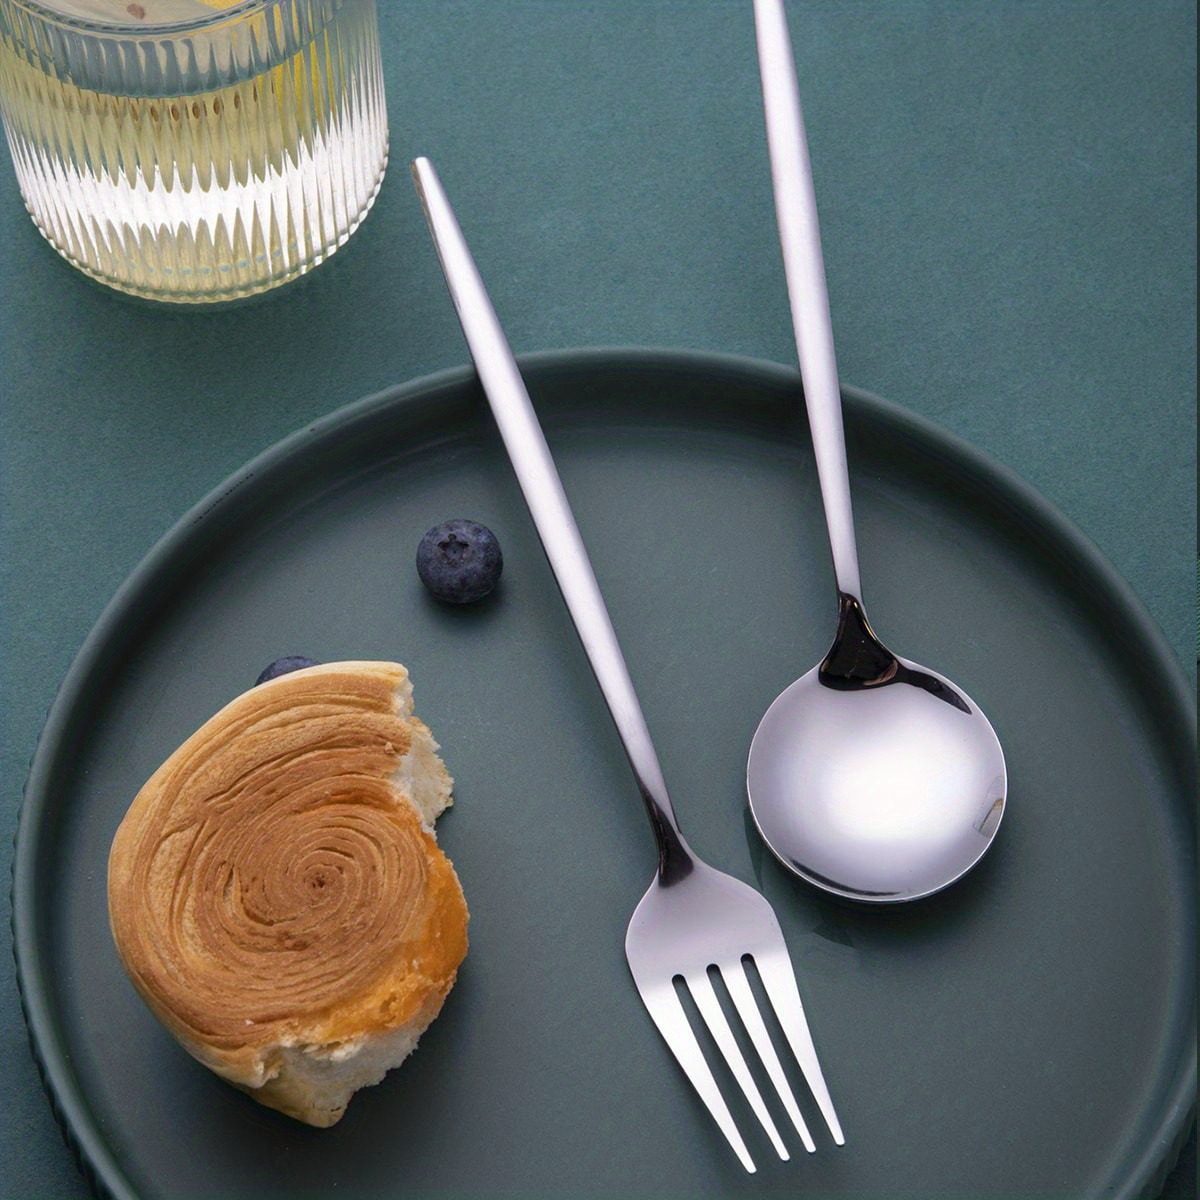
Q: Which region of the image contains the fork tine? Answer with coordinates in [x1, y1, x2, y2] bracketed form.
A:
[638, 980, 758, 1173]
[722, 959, 817, 1152]
[754, 945, 846, 1145]
[687, 969, 789, 1161]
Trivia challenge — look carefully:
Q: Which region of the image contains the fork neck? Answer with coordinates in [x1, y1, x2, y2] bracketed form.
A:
[641, 789, 696, 885]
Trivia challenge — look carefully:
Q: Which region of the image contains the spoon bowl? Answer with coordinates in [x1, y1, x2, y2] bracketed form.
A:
[748, 604, 1006, 902]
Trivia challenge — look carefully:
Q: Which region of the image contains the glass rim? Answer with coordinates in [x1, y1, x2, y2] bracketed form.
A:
[2, 0, 291, 37]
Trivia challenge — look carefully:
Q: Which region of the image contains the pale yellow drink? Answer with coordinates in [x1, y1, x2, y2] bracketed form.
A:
[0, 0, 387, 302]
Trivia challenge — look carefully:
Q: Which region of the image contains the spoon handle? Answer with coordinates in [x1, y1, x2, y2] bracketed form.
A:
[411, 156, 690, 867]
[754, 0, 862, 603]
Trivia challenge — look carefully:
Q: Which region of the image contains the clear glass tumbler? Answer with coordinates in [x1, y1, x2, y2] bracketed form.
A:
[0, 0, 387, 302]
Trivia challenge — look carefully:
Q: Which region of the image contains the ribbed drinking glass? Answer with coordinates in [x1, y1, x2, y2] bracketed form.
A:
[0, 0, 387, 302]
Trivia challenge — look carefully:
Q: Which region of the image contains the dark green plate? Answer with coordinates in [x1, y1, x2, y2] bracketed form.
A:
[13, 349, 1195, 1199]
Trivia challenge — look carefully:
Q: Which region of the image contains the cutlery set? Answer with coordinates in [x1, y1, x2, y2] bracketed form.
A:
[413, 0, 1005, 1173]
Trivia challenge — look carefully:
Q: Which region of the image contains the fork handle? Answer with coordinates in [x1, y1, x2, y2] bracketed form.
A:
[412, 157, 692, 875]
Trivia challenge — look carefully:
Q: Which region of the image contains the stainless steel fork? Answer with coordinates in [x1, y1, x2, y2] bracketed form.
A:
[412, 156, 844, 1172]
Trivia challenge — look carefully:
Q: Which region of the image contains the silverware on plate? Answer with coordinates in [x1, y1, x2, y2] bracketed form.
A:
[411, 155, 844, 1171]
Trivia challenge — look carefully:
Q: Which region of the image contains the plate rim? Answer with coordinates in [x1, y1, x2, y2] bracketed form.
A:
[11, 345, 1196, 1200]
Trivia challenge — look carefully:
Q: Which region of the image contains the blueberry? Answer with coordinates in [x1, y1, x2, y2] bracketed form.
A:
[416, 519, 503, 604]
[255, 655, 319, 685]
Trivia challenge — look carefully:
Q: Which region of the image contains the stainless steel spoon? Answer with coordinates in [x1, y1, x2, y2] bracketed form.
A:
[746, 0, 1006, 903]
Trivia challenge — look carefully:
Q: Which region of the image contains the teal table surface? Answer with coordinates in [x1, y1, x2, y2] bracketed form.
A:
[1, 3, 1194, 1198]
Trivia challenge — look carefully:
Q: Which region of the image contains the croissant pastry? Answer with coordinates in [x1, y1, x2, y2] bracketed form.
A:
[107, 661, 469, 1127]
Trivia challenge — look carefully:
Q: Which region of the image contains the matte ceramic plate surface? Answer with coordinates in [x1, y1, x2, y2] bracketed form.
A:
[13, 349, 1195, 1199]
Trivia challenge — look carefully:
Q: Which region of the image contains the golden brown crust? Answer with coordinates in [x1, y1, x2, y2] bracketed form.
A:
[107, 661, 468, 1110]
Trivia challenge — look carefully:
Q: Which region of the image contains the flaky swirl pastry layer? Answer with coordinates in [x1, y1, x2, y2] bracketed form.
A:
[107, 661, 468, 1121]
